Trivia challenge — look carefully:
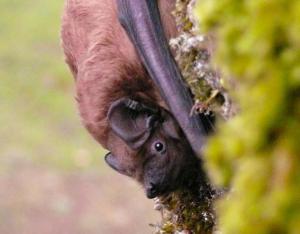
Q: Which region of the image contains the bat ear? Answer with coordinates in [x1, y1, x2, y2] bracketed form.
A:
[105, 152, 134, 177]
[108, 98, 160, 149]
[161, 110, 181, 140]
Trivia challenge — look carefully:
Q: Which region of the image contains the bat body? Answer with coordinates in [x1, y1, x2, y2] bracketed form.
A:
[61, 0, 211, 198]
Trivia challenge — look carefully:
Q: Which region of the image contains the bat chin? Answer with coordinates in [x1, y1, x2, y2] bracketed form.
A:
[146, 190, 158, 199]
[145, 183, 171, 199]
[146, 189, 167, 199]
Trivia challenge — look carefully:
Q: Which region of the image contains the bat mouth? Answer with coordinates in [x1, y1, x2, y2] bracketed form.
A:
[117, 0, 212, 157]
[145, 182, 170, 199]
[146, 185, 159, 199]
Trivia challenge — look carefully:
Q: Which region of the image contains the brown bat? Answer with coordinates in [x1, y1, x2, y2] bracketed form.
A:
[61, 0, 213, 198]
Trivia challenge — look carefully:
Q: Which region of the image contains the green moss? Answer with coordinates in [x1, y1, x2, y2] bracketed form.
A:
[152, 185, 220, 234]
[195, 0, 300, 233]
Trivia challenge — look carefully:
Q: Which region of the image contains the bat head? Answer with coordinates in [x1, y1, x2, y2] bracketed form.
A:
[105, 98, 201, 198]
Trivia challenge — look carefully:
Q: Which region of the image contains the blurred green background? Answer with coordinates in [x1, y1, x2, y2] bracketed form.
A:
[197, 0, 300, 233]
[0, 1, 157, 233]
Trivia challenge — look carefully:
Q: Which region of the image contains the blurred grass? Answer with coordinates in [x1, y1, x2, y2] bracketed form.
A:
[0, 2, 160, 233]
[0, 0, 105, 171]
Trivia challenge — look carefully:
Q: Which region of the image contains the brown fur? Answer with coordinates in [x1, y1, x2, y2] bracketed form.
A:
[61, 0, 177, 148]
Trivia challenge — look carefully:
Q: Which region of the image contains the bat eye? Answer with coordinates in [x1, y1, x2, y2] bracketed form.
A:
[153, 141, 166, 153]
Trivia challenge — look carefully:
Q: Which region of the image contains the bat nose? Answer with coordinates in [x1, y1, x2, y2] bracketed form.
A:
[146, 182, 159, 199]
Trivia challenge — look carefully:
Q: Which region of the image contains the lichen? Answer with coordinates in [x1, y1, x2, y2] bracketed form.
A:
[170, 0, 235, 119]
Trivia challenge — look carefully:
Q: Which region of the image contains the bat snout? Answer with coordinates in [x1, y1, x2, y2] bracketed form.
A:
[145, 182, 160, 199]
